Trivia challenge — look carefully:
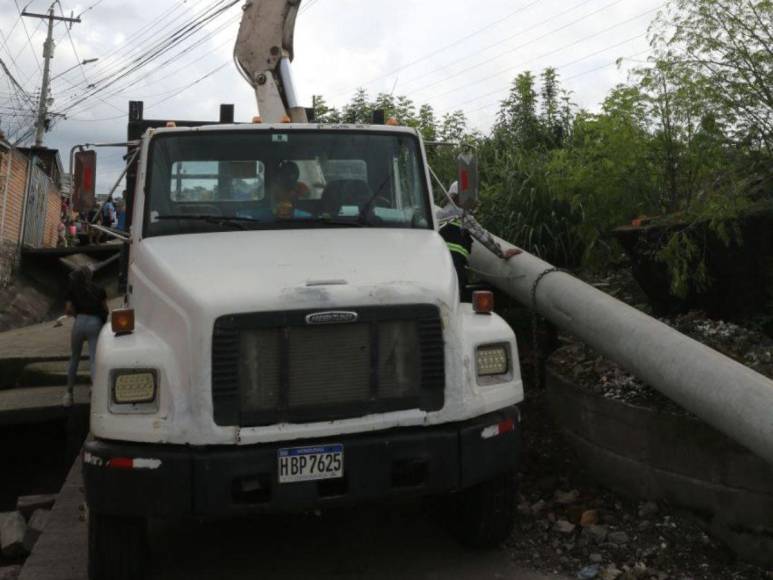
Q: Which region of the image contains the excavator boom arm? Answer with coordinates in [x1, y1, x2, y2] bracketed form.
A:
[234, 0, 307, 122]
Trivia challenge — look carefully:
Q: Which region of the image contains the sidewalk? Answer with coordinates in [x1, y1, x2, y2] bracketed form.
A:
[18, 457, 88, 580]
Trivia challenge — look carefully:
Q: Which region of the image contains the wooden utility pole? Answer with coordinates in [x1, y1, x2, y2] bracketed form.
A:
[22, 6, 81, 147]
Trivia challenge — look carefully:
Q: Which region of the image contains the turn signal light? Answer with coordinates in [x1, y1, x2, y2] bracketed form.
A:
[281, 115, 291, 123]
[252, 115, 262, 123]
[111, 308, 135, 334]
[385, 117, 399, 126]
[472, 290, 494, 314]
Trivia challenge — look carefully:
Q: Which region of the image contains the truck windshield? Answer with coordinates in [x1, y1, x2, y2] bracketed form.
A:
[143, 130, 432, 237]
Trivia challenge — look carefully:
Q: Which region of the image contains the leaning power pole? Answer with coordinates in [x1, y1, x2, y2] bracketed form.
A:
[23, 5, 81, 147]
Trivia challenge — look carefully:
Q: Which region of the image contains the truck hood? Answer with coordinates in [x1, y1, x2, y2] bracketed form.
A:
[132, 228, 457, 317]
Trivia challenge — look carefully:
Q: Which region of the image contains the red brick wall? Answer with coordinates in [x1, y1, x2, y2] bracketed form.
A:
[43, 181, 61, 247]
[0, 148, 61, 249]
[0, 149, 31, 245]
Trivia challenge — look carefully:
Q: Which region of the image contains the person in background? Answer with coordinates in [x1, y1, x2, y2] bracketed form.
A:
[101, 195, 117, 229]
[115, 198, 127, 231]
[63, 266, 108, 407]
[438, 181, 521, 300]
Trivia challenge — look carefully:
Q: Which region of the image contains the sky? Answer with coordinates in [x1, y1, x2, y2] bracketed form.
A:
[0, 0, 663, 192]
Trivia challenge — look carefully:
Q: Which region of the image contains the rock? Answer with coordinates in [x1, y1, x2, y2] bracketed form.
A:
[638, 501, 658, 519]
[0, 566, 22, 580]
[531, 499, 547, 514]
[23, 508, 50, 552]
[15, 495, 55, 519]
[517, 501, 532, 516]
[583, 525, 609, 544]
[590, 553, 603, 563]
[555, 489, 580, 505]
[0, 512, 29, 559]
[554, 520, 577, 534]
[580, 509, 599, 527]
[638, 520, 651, 531]
[600, 567, 623, 580]
[577, 564, 601, 579]
[608, 531, 630, 545]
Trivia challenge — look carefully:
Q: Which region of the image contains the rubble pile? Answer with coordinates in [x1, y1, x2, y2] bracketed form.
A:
[550, 312, 773, 415]
[508, 396, 771, 579]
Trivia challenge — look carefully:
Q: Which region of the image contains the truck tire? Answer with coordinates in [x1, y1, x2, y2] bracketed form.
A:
[454, 471, 516, 549]
[88, 512, 147, 580]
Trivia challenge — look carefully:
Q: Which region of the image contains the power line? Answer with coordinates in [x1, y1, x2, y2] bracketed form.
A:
[440, 32, 647, 115]
[68, 60, 230, 122]
[421, 5, 659, 111]
[13, 0, 43, 74]
[0, 56, 35, 107]
[299, 0, 322, 14]
[58, 3, 240, 119]
[57, 10, 239, 110]
[400, 0, 632, 98]
[56, 1, 91, 84]
[56, 0, 239, 114]
[461, 48, 651, 119]
[52, 0, 212, 95]
[331, 0, 548, 99]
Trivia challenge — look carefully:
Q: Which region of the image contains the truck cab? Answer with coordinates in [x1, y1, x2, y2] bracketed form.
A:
[82, 121, 524, 579]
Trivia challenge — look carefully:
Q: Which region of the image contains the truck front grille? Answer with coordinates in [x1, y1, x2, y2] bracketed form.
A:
[212, 305, 444, 426]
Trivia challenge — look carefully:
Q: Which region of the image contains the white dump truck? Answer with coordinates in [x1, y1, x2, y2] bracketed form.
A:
[80, 2, 524, 578]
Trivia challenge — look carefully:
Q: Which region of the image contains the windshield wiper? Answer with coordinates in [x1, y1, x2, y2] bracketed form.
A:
[155, 214, 265, 230]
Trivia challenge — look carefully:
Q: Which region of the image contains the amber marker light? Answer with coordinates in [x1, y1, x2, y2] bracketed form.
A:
[472, 291, 494, 314]
[111, 308, 135, 335]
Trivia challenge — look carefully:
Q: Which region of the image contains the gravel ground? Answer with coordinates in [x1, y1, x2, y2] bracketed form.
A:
[507, 384, 771, 580]
[504, 265, 773, 579]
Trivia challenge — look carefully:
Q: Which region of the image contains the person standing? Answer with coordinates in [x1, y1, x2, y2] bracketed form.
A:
[101, 195, 117, 229]
[63, 266, 108, 407]
[438, 181, 521, 300]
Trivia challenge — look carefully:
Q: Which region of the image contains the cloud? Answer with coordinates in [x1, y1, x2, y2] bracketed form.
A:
[1, 0, 659, 192]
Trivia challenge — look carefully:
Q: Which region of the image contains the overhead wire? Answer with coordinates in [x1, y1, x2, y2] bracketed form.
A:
[52, 0, 212, 95]
[13, 0, 43, 74]
[56, 0, 240, 114]
[330, 0, 548, 99]
[398, 0, 632, 98]
[59, 6, 241, 118]
[59, 11, 239, 109]
[68, 60, 231, 122]
[422, 5, 659, 112]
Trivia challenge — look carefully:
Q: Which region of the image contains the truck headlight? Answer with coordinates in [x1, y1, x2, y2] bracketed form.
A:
[476, 344, 510, 377]
[112, 370, 157, 404]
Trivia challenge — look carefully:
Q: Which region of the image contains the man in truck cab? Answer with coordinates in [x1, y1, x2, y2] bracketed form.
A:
[269, 160, 310, 218]
[439, 181, 522, 299]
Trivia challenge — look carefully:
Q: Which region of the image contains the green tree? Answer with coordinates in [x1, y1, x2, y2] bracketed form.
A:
[312, 95, 340, 124]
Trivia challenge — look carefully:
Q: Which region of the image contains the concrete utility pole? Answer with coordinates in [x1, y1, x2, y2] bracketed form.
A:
[22, 6, 81, 147]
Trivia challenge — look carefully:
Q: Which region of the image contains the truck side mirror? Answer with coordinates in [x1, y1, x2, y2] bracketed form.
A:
[456, 151, 479, 210]
[73, 150, 97, 213]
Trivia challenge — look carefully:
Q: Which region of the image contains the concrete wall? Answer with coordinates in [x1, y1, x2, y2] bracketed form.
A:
[0, 147, 62, 286]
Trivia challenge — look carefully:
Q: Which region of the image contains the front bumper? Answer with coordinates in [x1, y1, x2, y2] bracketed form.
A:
[83, 406, 520, 518]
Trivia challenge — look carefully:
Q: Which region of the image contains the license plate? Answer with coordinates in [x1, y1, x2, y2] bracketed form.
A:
[278, 444, 344, 484]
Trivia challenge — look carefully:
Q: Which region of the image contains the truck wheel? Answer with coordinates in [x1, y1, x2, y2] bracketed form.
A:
[454, 471, 516, 549]
[88, 512, 147, 580]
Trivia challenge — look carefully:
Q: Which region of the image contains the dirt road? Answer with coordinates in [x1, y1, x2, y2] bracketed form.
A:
[149, 504, 568, 580]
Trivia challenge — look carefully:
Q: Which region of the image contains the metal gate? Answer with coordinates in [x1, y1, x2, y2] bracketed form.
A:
[23, 159, 51, 248]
